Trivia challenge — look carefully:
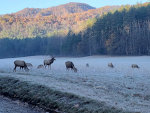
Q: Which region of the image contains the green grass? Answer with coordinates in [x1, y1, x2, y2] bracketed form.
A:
[0, 76, 134, 113]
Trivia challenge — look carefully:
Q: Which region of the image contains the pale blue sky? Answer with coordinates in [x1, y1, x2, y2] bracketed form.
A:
[0, 0, 148, 15]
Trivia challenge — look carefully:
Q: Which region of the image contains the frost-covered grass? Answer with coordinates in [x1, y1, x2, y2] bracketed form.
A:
[0, 76, 130, 113]
[0, 56, 150, 113]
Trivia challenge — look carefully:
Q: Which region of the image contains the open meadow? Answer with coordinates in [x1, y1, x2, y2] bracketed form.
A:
[0, 56, 150, 113]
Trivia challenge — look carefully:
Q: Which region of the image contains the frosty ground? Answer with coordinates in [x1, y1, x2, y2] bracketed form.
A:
[0, 95, 44, 113]
[0, 56, 150, 113]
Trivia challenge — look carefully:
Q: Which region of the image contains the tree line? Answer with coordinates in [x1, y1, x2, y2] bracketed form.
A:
[0, 3, 150, 58]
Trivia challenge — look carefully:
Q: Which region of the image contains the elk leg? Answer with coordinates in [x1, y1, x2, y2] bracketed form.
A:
[66, 68, 69, 71]
[71, 68, 73, 72]
[13, 65, 17, 72]
[24, 67, 27, 71]
[20, 66, 23, 71]
[23, 67, 25, 71]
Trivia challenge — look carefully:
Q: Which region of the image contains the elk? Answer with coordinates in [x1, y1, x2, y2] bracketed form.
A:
[13, 60, 29, 72]
[131, 64, 139, 69]
[65, 61, 77, 72]
[44, 56, 56, 69]
[37, 64, 44, 69]
[26, 63, 33, 67]
[86, 63, 89, 67]
[108, 63, 114, 68]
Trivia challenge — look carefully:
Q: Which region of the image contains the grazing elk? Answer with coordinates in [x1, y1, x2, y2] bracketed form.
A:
[131, 64, 139, 69]
[108, 63, 114, 68]
[37, 64, 44, 69]
[44, 56, 56, 69]
[26, 63, 33, 67]
[13, 60, 29, 72]
[86, 63, 89, 67]
[65, 61, 77, 72]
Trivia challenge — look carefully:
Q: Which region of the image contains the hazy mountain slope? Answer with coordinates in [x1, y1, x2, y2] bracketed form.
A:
[0, 3, 120, 38]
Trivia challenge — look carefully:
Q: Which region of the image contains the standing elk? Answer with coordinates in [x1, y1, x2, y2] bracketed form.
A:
[44, 56, 56, 69]
[13, 60, 29, 72]
[108, 63, 114, 68]
[131, 64, 139, 69]
[65, 61, 77, 72]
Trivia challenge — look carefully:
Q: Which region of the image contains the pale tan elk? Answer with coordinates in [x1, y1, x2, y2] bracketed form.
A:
[44, 56, 56, 69]
[65, 61, 77, 72]
[26, 63, 33, 67]
[108, 63, 114, 68]
[13, 60, 29, 72]
[131, 64, 139, 69]
[37, 64, 44, 69]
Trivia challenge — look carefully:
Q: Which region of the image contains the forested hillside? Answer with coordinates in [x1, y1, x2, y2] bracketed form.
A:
[0, 2, 119, 38]
[78, 3, 150, 55]
[0, 2, 149, 58]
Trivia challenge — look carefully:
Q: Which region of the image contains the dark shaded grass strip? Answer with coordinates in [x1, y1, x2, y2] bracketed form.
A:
[0, 76, 133, 113]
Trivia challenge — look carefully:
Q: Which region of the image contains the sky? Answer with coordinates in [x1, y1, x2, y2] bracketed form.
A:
[0, 0, 148, 15]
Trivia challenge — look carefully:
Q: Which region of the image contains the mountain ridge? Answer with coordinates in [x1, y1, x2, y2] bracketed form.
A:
[0, 2, 121, 38]
[12, 2, 96, 17]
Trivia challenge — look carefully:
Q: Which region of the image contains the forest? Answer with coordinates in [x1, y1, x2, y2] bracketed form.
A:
[0, 3, 150, 58]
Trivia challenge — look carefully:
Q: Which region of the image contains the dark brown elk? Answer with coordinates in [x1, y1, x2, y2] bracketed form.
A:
[65, 61, 77, 72]
[37, 64, 44, 69]
[131, 64, 139, 69]
[14, 60, 29, 72]
[108, 63, 114, 68]
[44, 56, 56, 69]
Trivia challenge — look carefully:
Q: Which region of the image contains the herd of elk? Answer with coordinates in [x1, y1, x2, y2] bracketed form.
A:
[107, 63, 139, 69]
[13, 56, 140, 72]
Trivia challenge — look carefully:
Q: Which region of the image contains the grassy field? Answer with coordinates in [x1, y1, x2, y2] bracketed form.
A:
[0, 76, 133, 113]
